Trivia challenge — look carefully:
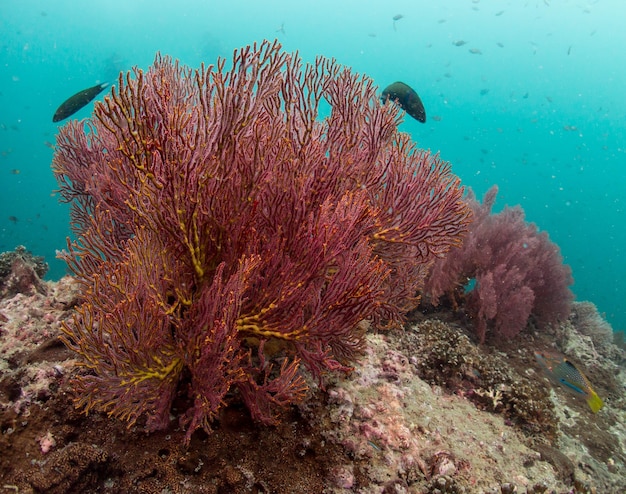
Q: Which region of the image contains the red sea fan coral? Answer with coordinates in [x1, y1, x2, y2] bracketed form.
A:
[424, 186, 573, 344]
[52, 40, 470, 442]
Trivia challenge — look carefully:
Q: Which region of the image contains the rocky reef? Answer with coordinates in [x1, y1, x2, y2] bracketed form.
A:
[1, 254, 625, 493]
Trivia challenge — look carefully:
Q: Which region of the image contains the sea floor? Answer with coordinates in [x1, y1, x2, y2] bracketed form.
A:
[1, 262, 625, 493]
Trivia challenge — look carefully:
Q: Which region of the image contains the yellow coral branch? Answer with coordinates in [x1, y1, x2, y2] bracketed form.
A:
[120, 354, 183, 387]
[236, 304, 308, 340]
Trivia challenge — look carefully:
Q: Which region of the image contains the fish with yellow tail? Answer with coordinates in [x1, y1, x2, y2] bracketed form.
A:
[534, 351, 604, 413]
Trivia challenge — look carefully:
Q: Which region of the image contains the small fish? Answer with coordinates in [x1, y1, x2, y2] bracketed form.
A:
[534, 351, 604, 413]
[468, 48, 482, 55]
[381, 82, 426, 123]
[480, 88, 490, 96]
[567, 45, 572, 55]
[392, 14, 404, 31]
[52, 82, 109, 122]
[453, 40, 467, 46]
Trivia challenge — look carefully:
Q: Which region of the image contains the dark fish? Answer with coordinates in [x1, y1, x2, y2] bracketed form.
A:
[480, 88, 490, 96]
[381, 82, 426, 123]
[52, 82, 109, 122]
[453, 40, 467, 46]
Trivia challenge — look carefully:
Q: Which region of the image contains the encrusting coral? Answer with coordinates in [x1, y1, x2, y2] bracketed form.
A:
[51, 40, 470, 442]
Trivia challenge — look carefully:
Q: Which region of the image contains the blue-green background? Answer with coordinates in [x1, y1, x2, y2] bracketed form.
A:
[1, 1, 624, 331]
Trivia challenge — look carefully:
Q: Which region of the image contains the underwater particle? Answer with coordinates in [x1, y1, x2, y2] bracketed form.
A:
[52, 82, 109, 122]
[469, 48, 483, 54]
[534, 351, 604, 413]
[381, 82, 426, 123]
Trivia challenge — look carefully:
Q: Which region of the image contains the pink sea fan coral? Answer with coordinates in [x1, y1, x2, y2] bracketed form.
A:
[52, 40, 470, 442]
[424, 186, 573, 343]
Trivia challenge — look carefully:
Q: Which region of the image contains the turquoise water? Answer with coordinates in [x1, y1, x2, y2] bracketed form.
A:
[1, 1, 624, 331]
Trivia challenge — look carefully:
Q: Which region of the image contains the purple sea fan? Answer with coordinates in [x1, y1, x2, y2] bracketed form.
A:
[53, 40, 470, 441]
[424, 186, 573, 343]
